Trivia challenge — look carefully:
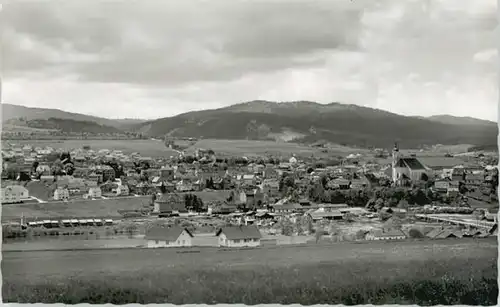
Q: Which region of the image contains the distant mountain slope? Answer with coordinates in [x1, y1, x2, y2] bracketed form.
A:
[426, 115, 497, 126]
[131, 101, 497, 148]
[4, 118, 124, 134]
[1, 103, 147, 129]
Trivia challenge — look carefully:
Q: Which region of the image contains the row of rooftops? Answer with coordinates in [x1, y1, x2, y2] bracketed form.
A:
[25, 219, 114, 226]
[145, 225, 262, 241]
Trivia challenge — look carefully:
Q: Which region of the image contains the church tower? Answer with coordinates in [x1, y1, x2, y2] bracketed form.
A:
[392, 142, 400, 185]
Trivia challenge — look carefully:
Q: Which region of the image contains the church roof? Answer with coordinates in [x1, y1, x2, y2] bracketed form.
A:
[397, 158, 426, 170]
[404, 158, 426, 170]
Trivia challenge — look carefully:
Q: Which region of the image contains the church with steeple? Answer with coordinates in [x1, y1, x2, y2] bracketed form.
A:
[391, 142, 428, 186]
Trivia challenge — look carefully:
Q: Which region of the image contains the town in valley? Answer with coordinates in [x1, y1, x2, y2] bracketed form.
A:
[2, 137, 498, 248]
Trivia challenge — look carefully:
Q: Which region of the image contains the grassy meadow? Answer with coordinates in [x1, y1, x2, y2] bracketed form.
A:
[3, 239, 497, 304]
[1, 190, 231, 222]
[185, 138, 361, 158]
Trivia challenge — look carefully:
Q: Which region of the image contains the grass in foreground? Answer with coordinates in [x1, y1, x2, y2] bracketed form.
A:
[3, 257, 497, 305]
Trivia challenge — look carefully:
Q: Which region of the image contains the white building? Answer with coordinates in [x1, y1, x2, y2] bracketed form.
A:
[145, 226, 194, 248]
[54, 187, 70, 201]
[216, 225, 262, 247]
[112, 184, 129, 196]
[1, 185, 29, 204]
[85, 187, 102, 199]
[366, 229, 406, 241]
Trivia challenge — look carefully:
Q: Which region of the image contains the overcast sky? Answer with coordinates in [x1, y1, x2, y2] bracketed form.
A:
[3, 0, 498, 120]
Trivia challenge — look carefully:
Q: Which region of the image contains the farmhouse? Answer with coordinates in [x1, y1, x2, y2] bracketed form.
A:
[154, 193, 186, 214]
[465, 173, 484, 187]
[426, 228, 464, 239]
[145, 226, 194, 248]
[216, 225, 262, 247]
[272, 202, 303, 214]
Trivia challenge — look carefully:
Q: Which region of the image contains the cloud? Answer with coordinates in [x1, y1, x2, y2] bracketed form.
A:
[3, 0, 498, 121]
[3, 0, 365, 85]
[473, 49, 498, 63]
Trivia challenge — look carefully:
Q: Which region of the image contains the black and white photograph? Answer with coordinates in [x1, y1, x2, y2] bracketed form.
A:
[1, 0, 498, 305]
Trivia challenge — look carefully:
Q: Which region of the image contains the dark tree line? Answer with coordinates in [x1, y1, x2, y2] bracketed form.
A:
[184, 194, 204, 212]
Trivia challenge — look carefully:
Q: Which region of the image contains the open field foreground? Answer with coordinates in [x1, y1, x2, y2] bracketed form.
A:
[3, 239, 498, 305]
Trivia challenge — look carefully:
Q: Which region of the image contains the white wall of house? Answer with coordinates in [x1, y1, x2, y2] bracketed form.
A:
[146, 230, 193, 248]
[366, 234, 405, 241]
[1, 189, 21, 203]
[18, 187, 29, 200]
[54, 189, 70, 200]
[218, 233, 260, 247]
[88, 188, 102, 198]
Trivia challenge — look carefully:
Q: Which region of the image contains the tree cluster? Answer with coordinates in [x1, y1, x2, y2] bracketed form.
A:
[184, 194, 204, 212]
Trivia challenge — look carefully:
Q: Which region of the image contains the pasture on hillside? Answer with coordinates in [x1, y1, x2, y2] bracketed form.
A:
[3, 239, 497, 304]
[9, 138, 365, 159]
[185, 139, 362, 158]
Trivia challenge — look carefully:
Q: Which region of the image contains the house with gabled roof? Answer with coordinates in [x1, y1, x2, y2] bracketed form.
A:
[272, 202, 303, 214]
[1, 185, 29, 204]
[308, 209, 343, 221]
[465, 173, 484, 187]
[216, 225, 262, 247]
[145, 226, 194, 248]
[425, 227, 463, 239]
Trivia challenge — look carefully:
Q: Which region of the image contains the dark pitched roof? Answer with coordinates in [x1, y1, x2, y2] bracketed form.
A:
[401, 158, 426, 170]
[434, 229, 463, 239]
[145, 226, 193, 241]
[216, 225, 262, 240]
